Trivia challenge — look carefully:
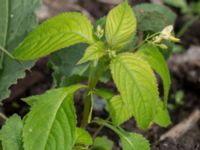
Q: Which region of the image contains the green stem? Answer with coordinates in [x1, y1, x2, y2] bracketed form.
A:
[81, 59, 108, 128]
[0, 112, 7, 120]
[92, 117, 110, 138]
[132, 32, 160, 51]
[177, 15, 199, 38]
[92, 118, 122, 137]
[92, 118, 133, 146]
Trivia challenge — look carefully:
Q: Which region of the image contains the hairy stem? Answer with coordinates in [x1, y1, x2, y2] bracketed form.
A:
[81, 59, 108, 128]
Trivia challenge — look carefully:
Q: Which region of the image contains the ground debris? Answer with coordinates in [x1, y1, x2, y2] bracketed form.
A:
[160, 109, 200, 141]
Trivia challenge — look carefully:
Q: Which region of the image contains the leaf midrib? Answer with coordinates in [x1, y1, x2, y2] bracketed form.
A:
[114, 55, 155, 127]
[110, 3, 127, 46]
[115, 55, 147, 109]
[43, 91, 70, 150]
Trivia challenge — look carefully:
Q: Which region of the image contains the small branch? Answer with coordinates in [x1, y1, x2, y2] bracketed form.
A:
[0, 112, 7, 120]
[160, 109, 200, 141]
[92, 117, 110, 139]
[92, 124, 104, 139]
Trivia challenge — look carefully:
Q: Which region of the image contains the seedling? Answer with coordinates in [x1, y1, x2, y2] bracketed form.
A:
[0, 1, 179, 150]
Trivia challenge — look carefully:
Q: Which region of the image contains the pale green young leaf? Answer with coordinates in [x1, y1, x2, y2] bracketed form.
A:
[121, 132, 150, 150]
[13, 12, 94, 60]
[110, 53, 159, 129]
[78, 41, 105, 64]
[75, 128, 93, 146]
[136, 44, 171, 105]
[23, 84, 85, 150]
[92, 136, 113, 150]
[0, 114, 23, 150]
[153, 101, 171, 127]
[0, 0, 41, 100]
[108, 95, 132, 126]
[105, 2, 137, 49]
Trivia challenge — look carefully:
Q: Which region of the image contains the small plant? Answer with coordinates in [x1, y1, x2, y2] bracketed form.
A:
[0, 1, 179, 150]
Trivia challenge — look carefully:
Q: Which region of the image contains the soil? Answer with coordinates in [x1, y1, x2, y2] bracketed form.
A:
[1, 0, 200, 150]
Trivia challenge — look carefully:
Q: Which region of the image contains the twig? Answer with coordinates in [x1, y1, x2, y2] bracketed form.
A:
[0, 112, 7, 120]
[92, 117, 110, 139]
[160, 109, 200, 141]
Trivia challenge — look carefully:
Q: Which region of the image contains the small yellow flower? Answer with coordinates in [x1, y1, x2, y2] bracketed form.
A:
[154, 25, 180, 43]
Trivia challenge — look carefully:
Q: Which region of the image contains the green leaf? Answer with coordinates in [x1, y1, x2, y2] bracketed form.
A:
[94, 119, 149, 150]
[49, 44, 109, 88]
[13, 12, 94, 60]
[0, 142, 2, 150]
[0, 0, 8, 48]
[92, 136, 113, 150]
[110, 53, 159, 129]
[23, 84, 85, 150]
[75, 128, 93, 146]
[153, 101, 171, 127]
[108, 95, 132, 126]
[73, 146, 87, 150]
[136, 44, 171, 105]
[133, 3, 176, 32]
[95, 88, 114, 101]
[0, 0, 41, 101]
[121, 132, 150, 150]
[105, 2, 137, 49]
[0, 114, 23, 150]
[49, 44, 89, 87]
[78, 42, 105, 64]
